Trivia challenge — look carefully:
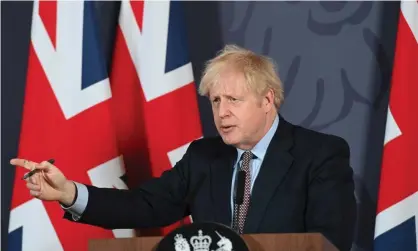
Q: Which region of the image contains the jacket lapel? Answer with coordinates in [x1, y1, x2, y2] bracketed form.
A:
[210, 144, 236, 227]
[244, 117, 294, 233]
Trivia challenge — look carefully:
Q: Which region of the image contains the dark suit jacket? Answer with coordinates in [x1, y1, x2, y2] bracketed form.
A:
[64, 116, 356, 251]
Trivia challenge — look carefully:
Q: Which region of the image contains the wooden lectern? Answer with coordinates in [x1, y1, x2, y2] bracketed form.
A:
[89, 233, 339, 251]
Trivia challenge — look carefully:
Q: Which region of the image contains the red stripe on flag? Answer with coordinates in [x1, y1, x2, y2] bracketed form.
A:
[39, 1, 57, 49]
[145, 83, 202, 177]
[130, 1, 144, 31]
[376, 12, 418, 214]
[109, 27, 152, 187]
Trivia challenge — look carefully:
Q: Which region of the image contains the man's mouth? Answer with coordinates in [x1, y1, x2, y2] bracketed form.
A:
[220, 125, 235, 133]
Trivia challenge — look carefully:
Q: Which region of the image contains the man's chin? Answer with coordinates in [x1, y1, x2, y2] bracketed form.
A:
[220, 135, 238, 146]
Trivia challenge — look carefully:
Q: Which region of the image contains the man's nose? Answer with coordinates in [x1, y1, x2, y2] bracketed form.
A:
[218, 100, 230, 118]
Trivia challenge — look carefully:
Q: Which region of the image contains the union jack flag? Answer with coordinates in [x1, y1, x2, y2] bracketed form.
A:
[374, 1, 418, 250]
[7, 0, 202, 250]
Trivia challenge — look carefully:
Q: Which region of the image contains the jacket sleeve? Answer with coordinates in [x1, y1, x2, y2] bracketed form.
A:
[305, 136, 357, 251]
[62, 141, 197, 230]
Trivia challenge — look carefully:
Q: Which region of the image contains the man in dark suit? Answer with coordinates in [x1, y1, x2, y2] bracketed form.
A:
[11, 45, 356, 251]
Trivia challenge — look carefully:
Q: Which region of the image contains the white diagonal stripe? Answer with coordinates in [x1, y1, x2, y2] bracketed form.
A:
[119, 0, 194, 102]
[374, 191, 418, 239]
[32, 0, 112, 119]
[401, 0, 418, 43]
[384, 108, 402, 145]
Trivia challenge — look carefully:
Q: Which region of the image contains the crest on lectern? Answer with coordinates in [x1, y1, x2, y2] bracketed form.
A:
[156, 222, 249, 251]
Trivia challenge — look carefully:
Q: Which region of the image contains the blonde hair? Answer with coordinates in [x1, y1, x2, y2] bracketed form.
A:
[198, 44, 284, 108]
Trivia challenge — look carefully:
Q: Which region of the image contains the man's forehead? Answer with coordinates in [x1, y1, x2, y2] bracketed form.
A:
[209, 72, 248, 96]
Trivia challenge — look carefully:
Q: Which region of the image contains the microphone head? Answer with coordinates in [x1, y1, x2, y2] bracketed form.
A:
[235, 170, 246, 205]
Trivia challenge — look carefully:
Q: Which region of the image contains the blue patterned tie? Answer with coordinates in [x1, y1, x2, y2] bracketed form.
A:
[233, 150, 253, 234]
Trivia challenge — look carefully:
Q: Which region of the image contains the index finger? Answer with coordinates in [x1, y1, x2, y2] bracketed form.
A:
[10, 158, 38, 170]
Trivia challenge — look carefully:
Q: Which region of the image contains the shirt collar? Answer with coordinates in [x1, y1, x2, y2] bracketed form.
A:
[235, 114, 279, 167]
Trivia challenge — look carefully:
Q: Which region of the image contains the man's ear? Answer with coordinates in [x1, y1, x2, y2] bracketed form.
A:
[263, 89, 275, 112]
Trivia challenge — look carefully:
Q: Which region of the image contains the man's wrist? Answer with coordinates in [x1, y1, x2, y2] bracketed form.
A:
[59, 181, 76, 206]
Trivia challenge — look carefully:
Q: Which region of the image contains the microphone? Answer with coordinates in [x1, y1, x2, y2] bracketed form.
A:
[235, 170, 246, 205]
[232, 170, 246, 232]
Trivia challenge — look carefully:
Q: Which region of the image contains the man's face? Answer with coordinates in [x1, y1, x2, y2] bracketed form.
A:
[209, 71, 271, 149]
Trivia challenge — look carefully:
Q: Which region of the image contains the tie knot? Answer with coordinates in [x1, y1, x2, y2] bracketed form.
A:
[241, 151, 253, 163]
